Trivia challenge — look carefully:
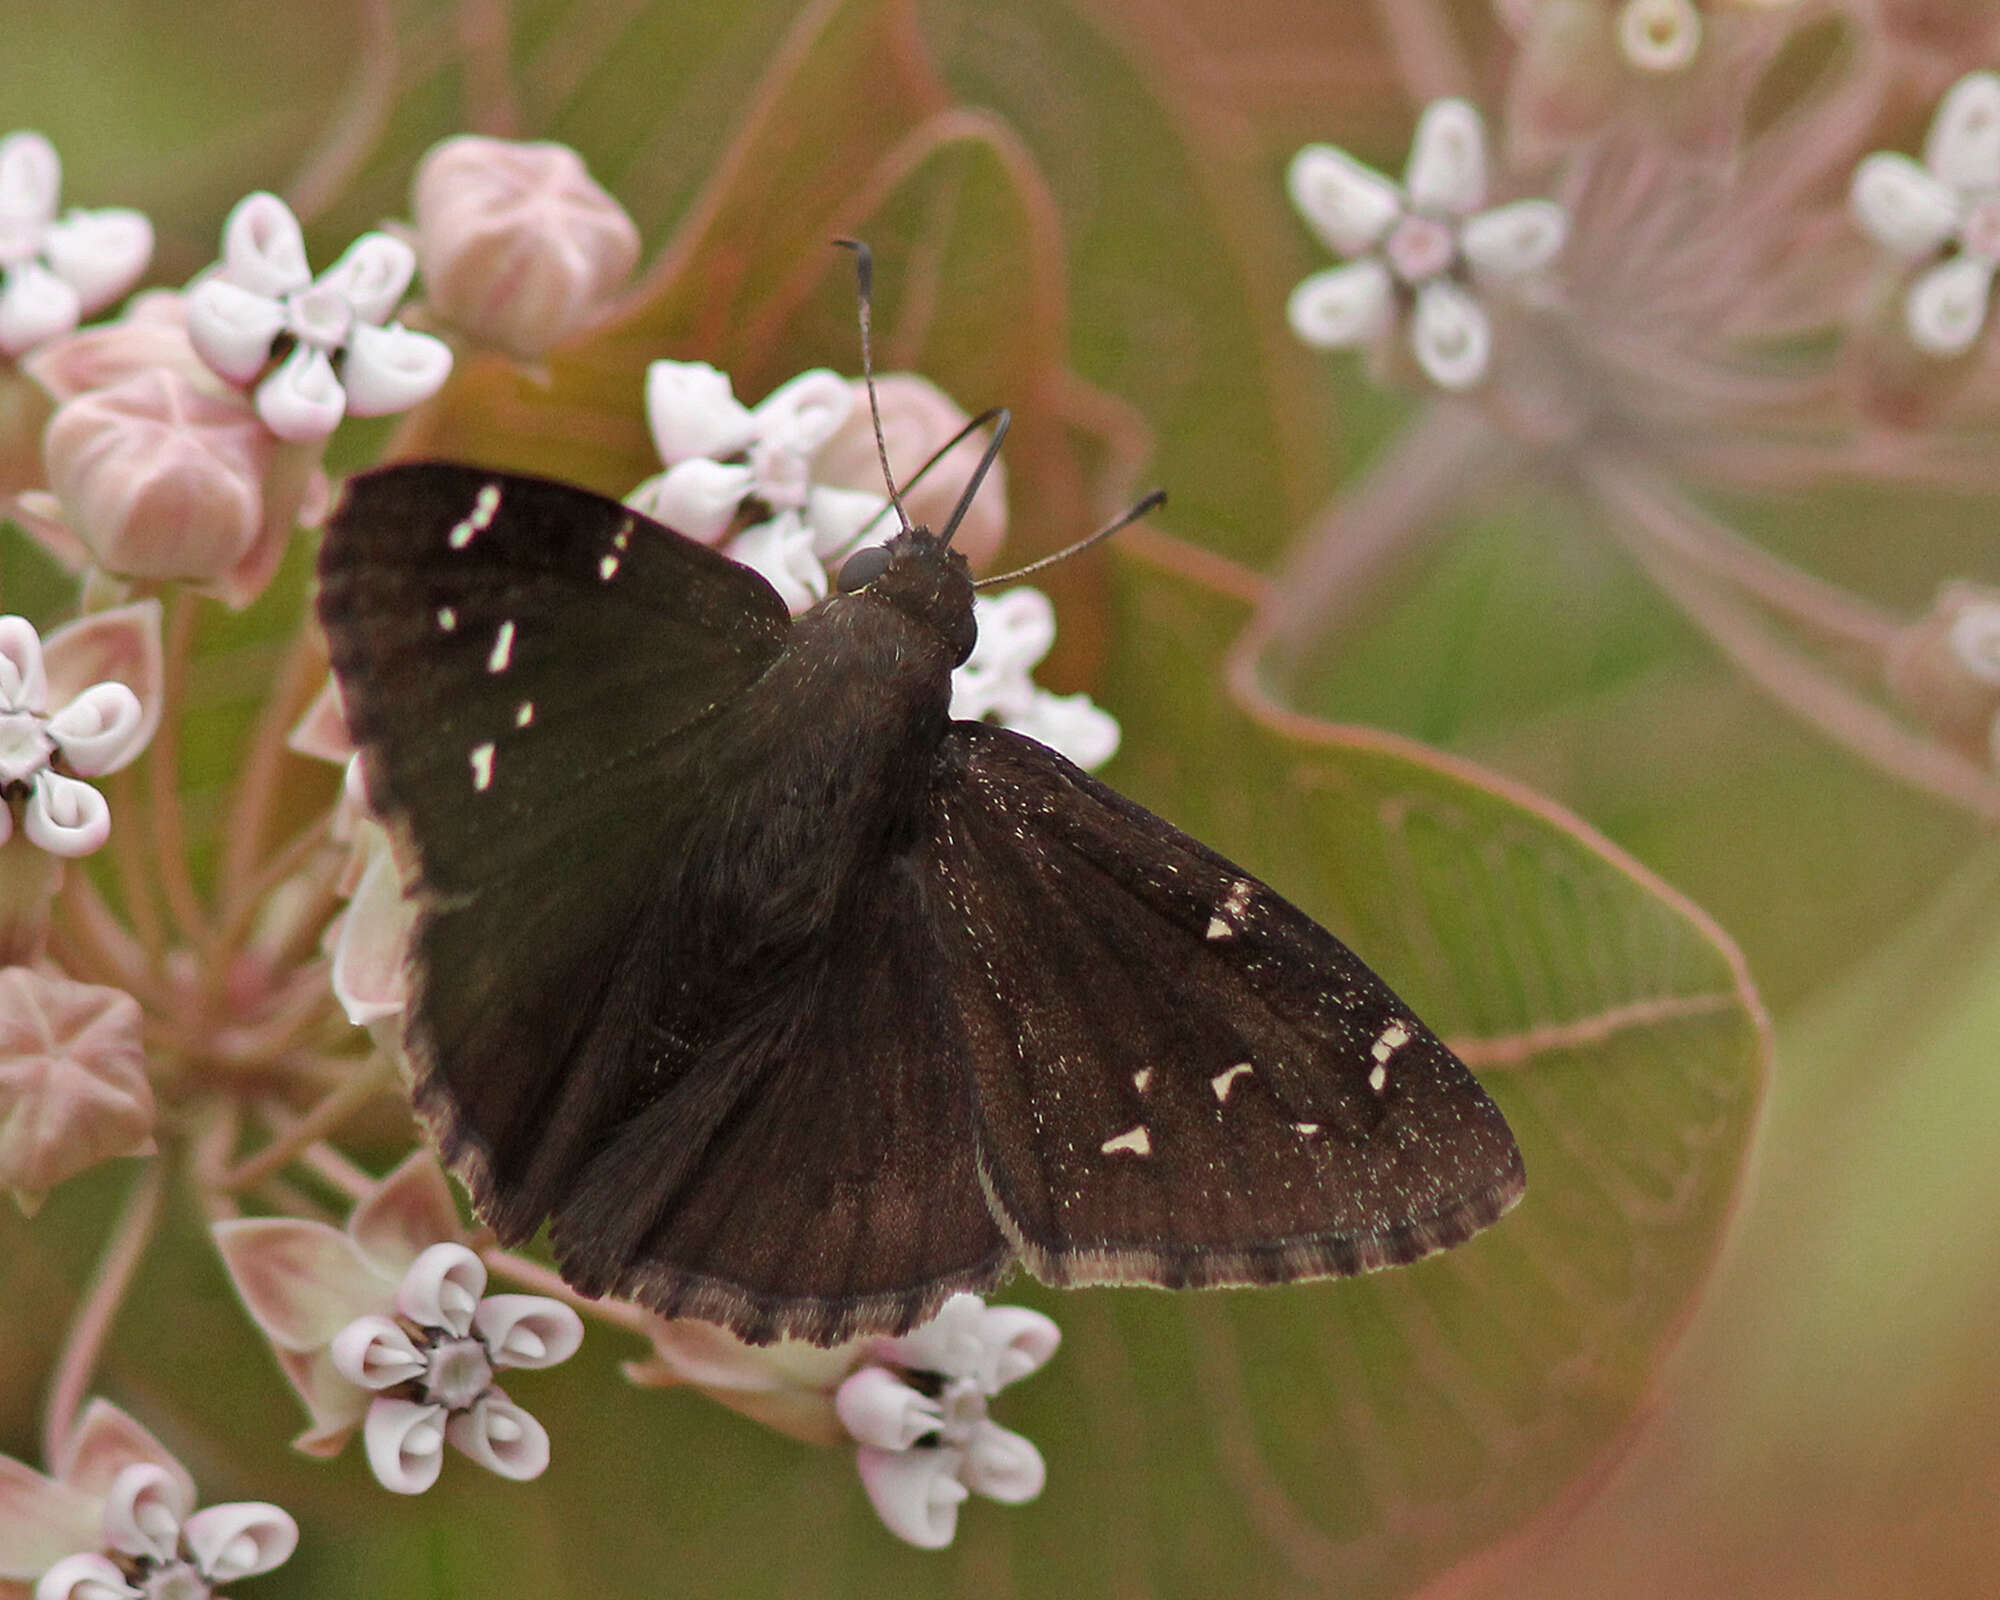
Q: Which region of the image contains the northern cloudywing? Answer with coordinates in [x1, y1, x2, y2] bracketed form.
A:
[316, 464, 1523, 1345]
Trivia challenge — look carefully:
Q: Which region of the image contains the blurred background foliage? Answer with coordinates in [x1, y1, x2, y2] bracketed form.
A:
[0, 0, 1991, 1595]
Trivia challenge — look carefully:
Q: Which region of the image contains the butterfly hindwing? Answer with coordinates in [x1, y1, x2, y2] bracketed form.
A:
[928, 722, 1525, 1287]
[317, 466, 793, 1236]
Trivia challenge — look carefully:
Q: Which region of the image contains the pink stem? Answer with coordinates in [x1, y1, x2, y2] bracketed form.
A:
[42, 1160, 167, 1466]
[1367, 0, 1475, 104]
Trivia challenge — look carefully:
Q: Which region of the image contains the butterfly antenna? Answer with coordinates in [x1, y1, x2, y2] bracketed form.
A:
[833, 238, 915, 540]
[973, 489, 1167, 588]
[845, 406, 1009, 543]
[937, 409, 1010, 550]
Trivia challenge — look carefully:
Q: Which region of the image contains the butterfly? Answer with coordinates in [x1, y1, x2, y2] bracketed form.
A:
[317, 463, 1524, 1346]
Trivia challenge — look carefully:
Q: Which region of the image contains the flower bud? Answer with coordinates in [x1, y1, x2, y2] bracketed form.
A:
[42, 368, 269, 584]
[413, 135, 641, 360]
[0, 966, 152, 1201]
[813, 375, 1008, 567]
[23, 290, 216, 404]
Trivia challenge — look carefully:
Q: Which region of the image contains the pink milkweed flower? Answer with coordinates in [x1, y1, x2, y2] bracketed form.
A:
[0, 132, 152, 359]
[185, 193, 451, 442]
[0, 1398, 294, 1600]
[1287, 99, 1567, 391]
[22, 289, 217, 404]
[212, 1154, 582, 1491]
[412, 136, 640, 361]
[1851, 71, 2000, 356]
[835, 1294, 1059, 1549]
[0, 612, 154, 859]
[810, 373, 1010, 570]
[0, 967, 150, 1211]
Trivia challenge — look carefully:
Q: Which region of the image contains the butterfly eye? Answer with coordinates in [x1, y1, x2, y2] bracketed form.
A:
[837, 544, 894, 592]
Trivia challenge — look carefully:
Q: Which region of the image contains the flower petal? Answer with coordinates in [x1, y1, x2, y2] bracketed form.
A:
[973, 1304, 1061, 1392]
[339, 322, 452, 416]
[1905, 252, 1995, 355]
[855, 1444, 968, 1549]
[474, 1295, 585, 1370]
[0, 132, 60, 227]
[0, 970, 151, 1197]
[725, 511, 828, 614]
[629, 458, 755, 544]
[1615, 0, 1703, 75]
[1286, 144, 1402, 258]
[329, 842, 413, 1026]
[40, 603, 162, 769]
[1461, 199, 1568, 277]
[211, 1216, 396, 1350]
[32, 1552, 140, 1600]
[877, 1293, 990, 1379]
[345, 1150, 466, 1283]
[1409, 278, 1493, 390]
[180, 1501, 298, 1583]
[804, 484, 891, 559]
[1404, 98, 1487, 216]
[1947, 603, 2000, 686]
[1925, 70, 2000, 194]
[101, 1462, 190, 1563]
[0, 262, 81, 356]
[314, 232, 415, 327]
[254, 345, 345, 442]
[396, 1241, 486, 1335]
[835, 1366, 945, 1451]
[1285, 260, 1394, 350]
[0, 616, 49, 713]
[362, 1397, 447, 1494]
[960, 1418, 1046, 1503]
[644, 360, 758, 465]
[1851, 152, 1961, 259]
[24, 772, 110, 857]
[185, 278, 286, 384]
[329, 1314, 428, 1389]
[752, 368, 854, 459]
[1004, 689, 1122, 770]
[446, 1391, 551, 1481]
[45, 682, 143, 777]
[218, 192, 310, 299]
[52, 1400, 192, 1504]
[42, 209, 152, 315]
[0, 1460, 102, 1581]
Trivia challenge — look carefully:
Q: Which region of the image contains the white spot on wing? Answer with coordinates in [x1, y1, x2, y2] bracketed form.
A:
[1293, 1122, 1321, 1136]
[515, 701, 534, 727]
[1210, 1062, 1254, 1102]
[613, 521, 631, 551]
[469, 742, 495, 791]
[486, 620, 515, 673]
[1205, 915, 1232, 940]
[1371, 1020, 1412, 1063]
[1101, 1125, 1151, 1157]
[1132, 1068, 1153, 1094]
[448, 483, 503, 548]
[436, 607, 457, 631]
[599, 554, 620, 580]
[1222, 879, 1253, 917]
[1369, 1063, 1388, 1094]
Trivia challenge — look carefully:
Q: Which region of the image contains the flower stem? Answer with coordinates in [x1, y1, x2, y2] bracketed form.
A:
[42, 1159, 166, 1466]
[1227, 398, 1501, 712]
[220, 1057, 397, 1192]
[1367, 0, 1473, 104]
[217, 626, 328, 946]
[483, 1248, 655, 1338]
[145, 591, 213, 955]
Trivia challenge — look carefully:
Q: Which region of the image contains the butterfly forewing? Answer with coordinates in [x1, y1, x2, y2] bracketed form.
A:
[930, 724, 1524, 1286]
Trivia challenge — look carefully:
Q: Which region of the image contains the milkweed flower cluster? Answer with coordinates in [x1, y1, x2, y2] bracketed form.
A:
[1268, 43, 2000, 827]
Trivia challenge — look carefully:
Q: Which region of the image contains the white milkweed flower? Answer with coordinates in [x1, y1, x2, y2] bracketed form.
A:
[33, 1462, 297, 1600]
[627, 360, 890, 612]
[953, 588, 1121, 771]
[328, 1241, 584, 1493]
[1851, 71, 2000, 357]
[834, 1293, 1060, 1549]
[185, 192, 452, 442]
[0, 615, 148, 857]
[0, 131, 152, 357]
[1286, 98, 1568, 391]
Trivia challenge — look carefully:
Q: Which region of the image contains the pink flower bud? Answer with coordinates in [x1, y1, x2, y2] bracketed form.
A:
[812, 375, 1008, 568]
[42, 368, 269, 585]
[23, 290, 215, 403]
[0, 966, 151, 1201]
[413, 135, 640, 360]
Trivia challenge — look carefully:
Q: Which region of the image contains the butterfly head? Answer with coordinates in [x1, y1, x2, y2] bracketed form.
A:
[833, 525, 978, 666]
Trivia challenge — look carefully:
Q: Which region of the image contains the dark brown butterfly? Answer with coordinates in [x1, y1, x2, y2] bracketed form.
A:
[316, 463, 1523, 1345]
